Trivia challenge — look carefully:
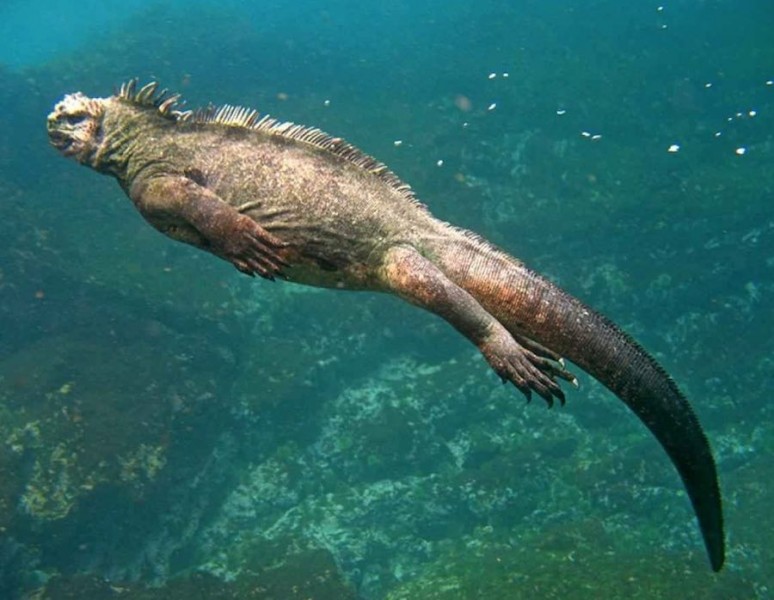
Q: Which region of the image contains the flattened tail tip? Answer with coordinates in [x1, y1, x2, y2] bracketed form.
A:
[703, 519, 725, 572]
[609, 375, 725, 572]
[683, 440, 725, 572]
[710, 549, 725, 573]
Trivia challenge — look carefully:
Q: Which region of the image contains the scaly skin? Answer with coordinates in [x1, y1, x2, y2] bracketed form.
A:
[46, 81, 724, 571]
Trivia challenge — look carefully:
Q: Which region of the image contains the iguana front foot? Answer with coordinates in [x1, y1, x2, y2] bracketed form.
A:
[129, 175, 290, 280]
[216, 213, 289, 280]
[480, 327, 574, 407]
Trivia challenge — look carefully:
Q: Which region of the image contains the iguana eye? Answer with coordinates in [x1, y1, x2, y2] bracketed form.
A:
[65, 113, 87, 125]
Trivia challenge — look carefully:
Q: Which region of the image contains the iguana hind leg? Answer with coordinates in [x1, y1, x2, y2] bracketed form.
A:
[379, 245, 574, 406]
[426, 235, 725, 571]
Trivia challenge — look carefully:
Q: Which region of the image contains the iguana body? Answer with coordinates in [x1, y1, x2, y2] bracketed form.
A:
[47, 80, 724, 570]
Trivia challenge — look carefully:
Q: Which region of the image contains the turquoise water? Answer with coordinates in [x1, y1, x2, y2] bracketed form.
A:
[1, 1, 772, 598]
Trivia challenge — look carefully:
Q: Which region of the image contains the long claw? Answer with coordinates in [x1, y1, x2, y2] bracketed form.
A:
[485, 335, 572, 409]
[513, 334, 565, 363]
[221, 215, 292, 279]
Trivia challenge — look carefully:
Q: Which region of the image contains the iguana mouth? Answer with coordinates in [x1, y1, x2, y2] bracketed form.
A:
[48, 130, 73, 152]
[46, 113, 71, 149]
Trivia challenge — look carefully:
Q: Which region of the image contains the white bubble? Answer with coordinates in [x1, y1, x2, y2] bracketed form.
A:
[735, 147, 746, 155]
[487, 103, 497, 111]
[323, 99, 330, 107]
[436, 160, 444, 167]
[668, 144, 680, 153]
[502, 73, 510, 78]
[488, 73, 497, 80]
[556, 109, 567, 115]
[581, 131, 591, 137]
[704, 83, 712, 88]
[657, 6, 664, 11]
[591, 134, 602, 141]
[393, 140, 403, 147]
[715, 132, 722, 137]
[749, 110, 757, 117]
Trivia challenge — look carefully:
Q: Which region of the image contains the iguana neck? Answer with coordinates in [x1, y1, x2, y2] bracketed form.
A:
[92, 100, 175, 183]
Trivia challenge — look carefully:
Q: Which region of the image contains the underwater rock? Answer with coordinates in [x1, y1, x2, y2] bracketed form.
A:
[32, 558, 355, 600]
[385, 523, 756, 600]
[198, 354, 619, 598]
[0, 329, 226, 522]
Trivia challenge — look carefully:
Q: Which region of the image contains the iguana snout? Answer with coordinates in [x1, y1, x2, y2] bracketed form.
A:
[47, 92, 105, 163]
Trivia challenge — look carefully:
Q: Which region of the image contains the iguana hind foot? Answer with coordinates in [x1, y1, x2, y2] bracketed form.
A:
[481, 328, 573, 407]
[380, 244, 571, 407]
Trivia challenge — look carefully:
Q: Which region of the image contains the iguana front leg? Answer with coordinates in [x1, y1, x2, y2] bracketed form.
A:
[380, 245, 575, 406]
[129, 175, 288, 279]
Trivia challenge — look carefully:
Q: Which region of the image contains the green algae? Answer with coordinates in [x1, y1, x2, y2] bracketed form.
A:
[386, 523, 756, 600]
[35, 558, 355, 600]
[0, 317, 236, 525]
[118, 443, 168, 489]
[0, 335, 165, 521]
[0, 407, 27, 532]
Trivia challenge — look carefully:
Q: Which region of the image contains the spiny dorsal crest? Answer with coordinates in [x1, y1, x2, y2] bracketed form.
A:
[115, 78, 418, 204]
[117, 79, 185, 117]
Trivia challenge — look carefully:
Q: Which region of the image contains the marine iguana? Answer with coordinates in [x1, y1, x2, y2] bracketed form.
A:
[47, 80, 724, 571]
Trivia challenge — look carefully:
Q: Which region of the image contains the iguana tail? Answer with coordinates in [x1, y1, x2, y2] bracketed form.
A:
[428, 233, 725, 571]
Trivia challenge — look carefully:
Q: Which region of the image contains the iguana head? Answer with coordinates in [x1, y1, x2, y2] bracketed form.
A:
[47, 92, 107, 165]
